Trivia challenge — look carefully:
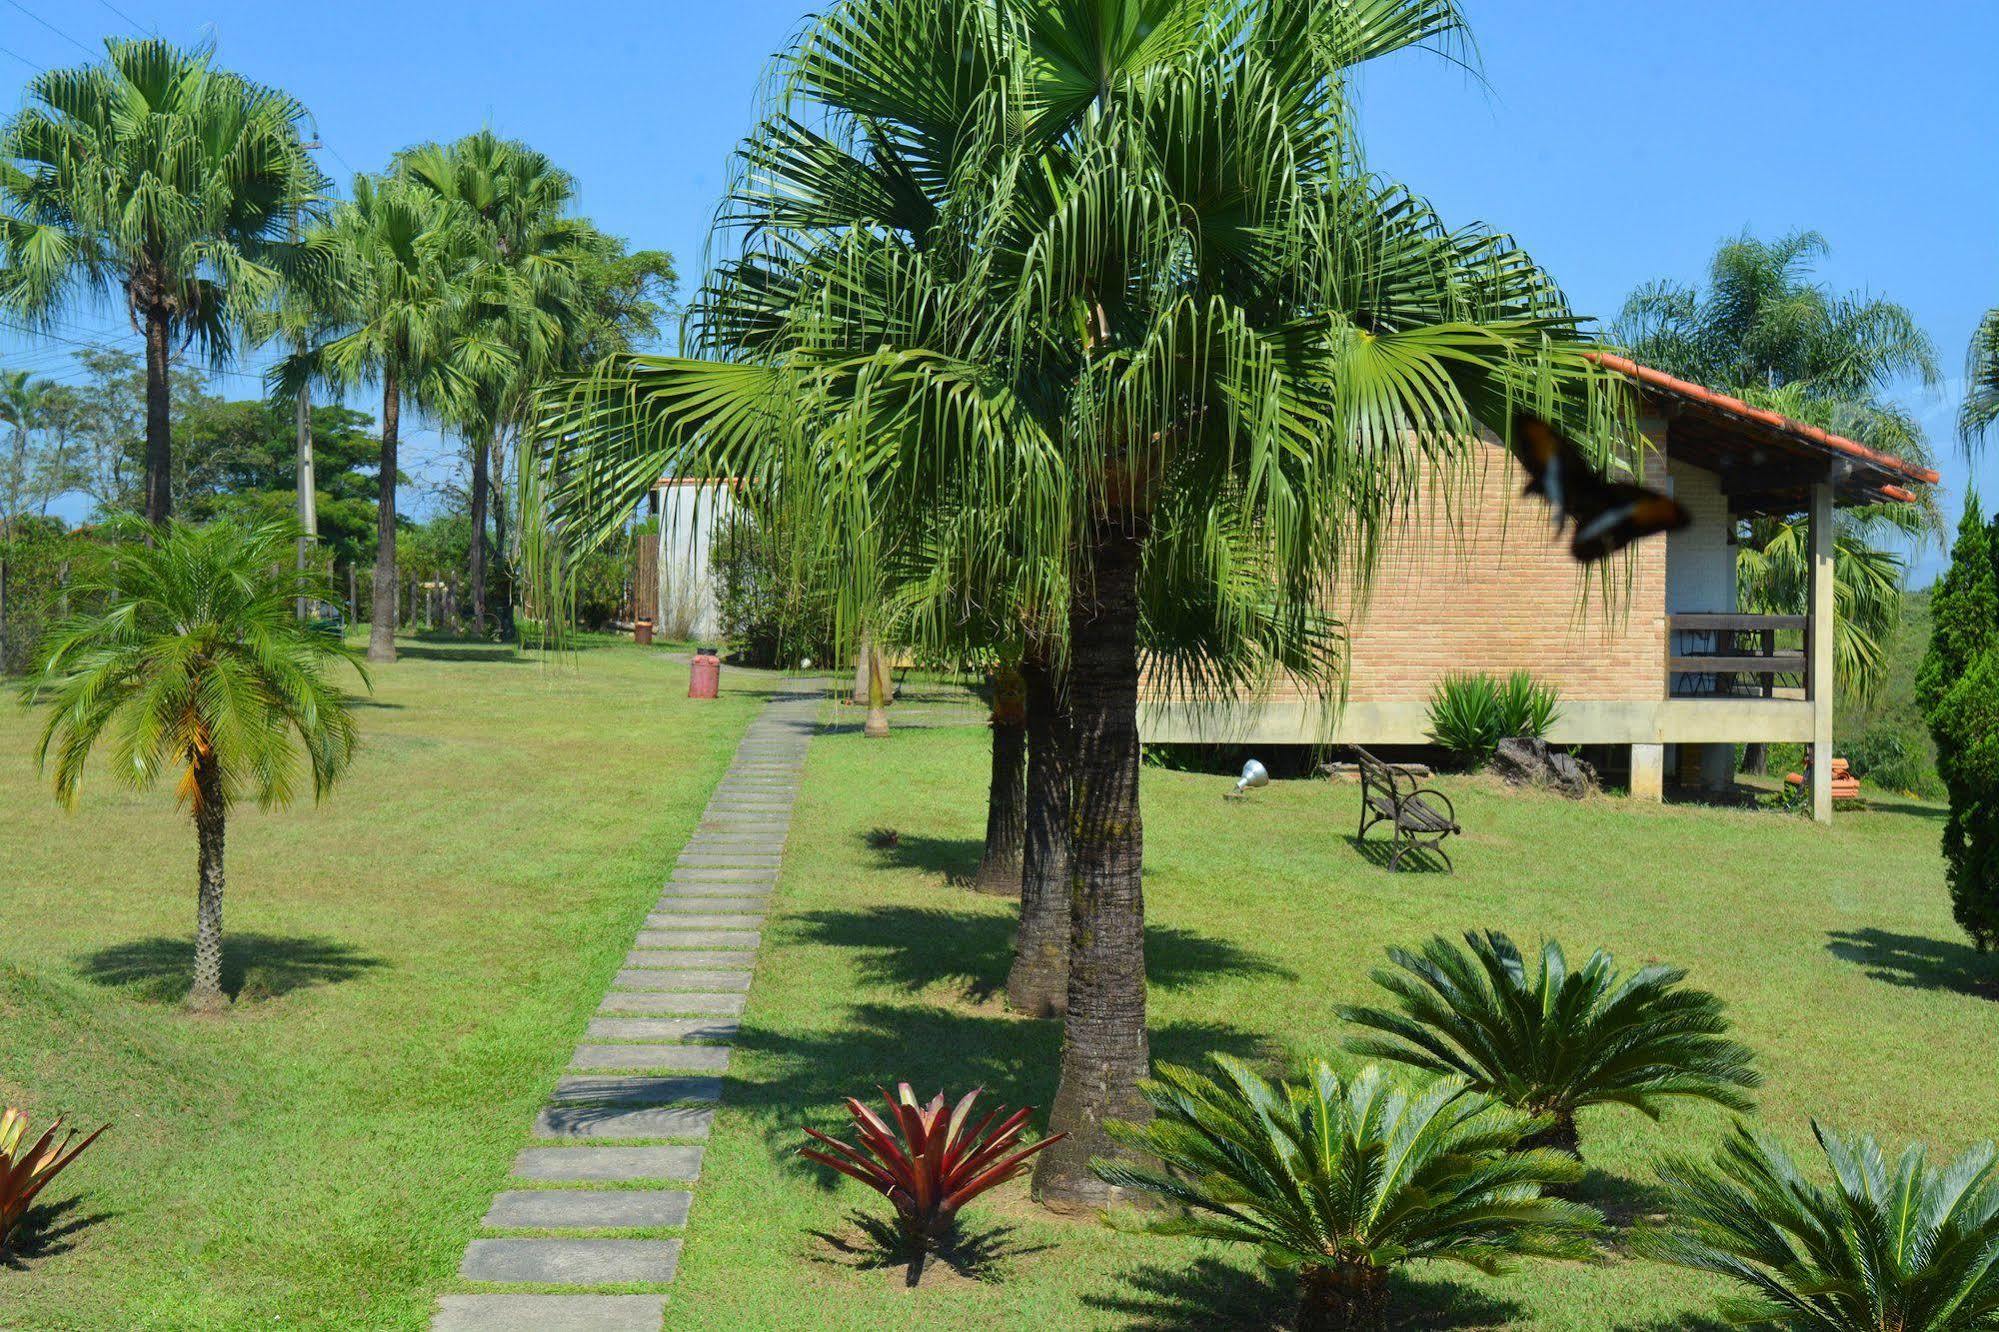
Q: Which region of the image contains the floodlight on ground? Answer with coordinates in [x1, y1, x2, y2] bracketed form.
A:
[1236, 759, 1270, 794]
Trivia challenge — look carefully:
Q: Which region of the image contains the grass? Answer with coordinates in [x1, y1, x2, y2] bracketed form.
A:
[0, 637, 761, 1330]
[674, 703, 1998, 1331]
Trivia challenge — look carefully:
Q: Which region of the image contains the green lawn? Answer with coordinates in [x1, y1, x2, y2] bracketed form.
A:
[675, 708, 1998, 1331]
[0, 638, 761, 1330]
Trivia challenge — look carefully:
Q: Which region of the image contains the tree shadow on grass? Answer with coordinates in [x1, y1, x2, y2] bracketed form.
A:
[728, 1001, 1270, 1189]
[1855, 796, 1946, 822]
[790, 905, 1294, 1004]
[76, 932, 385, 1004]
[861, 830, 983, 884]
[1082, 1256, 1521, 1330]
[0, 1196, 113, 1271]
[394, 643, 526, 663]
[1825, 927, 1999, 1000]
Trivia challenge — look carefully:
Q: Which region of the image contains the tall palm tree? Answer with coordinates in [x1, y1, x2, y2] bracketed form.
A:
[1617, 232, 1942, 705]
[1965, 306, 1999, 448]
[530, 0, 1631, 1209]
[318, 174, 504, 662]
[26, 519, 366, 1010]
[0, 38, 326, 522]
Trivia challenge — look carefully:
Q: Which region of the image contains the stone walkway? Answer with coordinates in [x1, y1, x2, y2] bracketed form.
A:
[434, 681, 820, 1331]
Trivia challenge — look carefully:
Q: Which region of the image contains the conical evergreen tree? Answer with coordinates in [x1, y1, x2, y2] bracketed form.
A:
[1919, 494, 1999, 949]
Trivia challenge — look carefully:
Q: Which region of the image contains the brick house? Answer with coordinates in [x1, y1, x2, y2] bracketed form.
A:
[1139, 355, 1938, 823]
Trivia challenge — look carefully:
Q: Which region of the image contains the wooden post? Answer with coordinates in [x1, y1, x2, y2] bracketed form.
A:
[1808, 476, 1836, 824]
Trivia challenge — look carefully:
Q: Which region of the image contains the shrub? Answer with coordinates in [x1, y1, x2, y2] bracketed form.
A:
[711, 510, 836, 667]
[1426, 672, 1561, 766]
[1094, 1058, 1601, 1332]
[1, 1106, 106, 1255]
[799, 1084, 1062, 1285]
[1918, 497, 1999, 951]
[1844, 720, 1943, 799]
[1634, 1122, 1999, 1332]
[1341, 932, 1758, 1157]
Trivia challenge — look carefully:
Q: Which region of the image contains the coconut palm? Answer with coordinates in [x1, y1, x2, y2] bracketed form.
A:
[25, 519, 366, 1011]
[318, 174, 507, 661]
[529, 0, 1635, 1207]
[1617, 232, 1942, 705]
[1634, 1122, 1999, 1332]
[1095, 1057, 1602, 1332]
[1342, 931, 1759, 1156]
[1965, 307, 1999, 449]
[0, 38, 326, 522]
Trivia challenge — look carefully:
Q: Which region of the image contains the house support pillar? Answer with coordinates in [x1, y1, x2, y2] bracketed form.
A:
[1631, 744, 1665, 801]
[1808, 477, 1836, 824]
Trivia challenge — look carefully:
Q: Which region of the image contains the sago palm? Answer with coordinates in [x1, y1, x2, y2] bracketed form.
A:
[1634, 1122, 1999, 1331]
[1094, 1057, 1602, 1332]
[0, 37, 326, 522]
[1342, 931, 1759, 1155]
[529, 0, 1638, 1207]
[25, 519, 367, 1010]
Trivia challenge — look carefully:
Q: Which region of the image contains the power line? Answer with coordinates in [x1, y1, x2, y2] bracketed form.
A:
[0, 41, 43, 71]
[1, 0, 97, 60]
[94, 0, 150, 34]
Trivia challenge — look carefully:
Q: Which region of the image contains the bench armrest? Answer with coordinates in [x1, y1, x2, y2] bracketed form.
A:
[1408, 788, 1458, 830]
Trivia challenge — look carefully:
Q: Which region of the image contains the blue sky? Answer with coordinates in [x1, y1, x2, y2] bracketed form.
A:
[4, 0, 1995, 578]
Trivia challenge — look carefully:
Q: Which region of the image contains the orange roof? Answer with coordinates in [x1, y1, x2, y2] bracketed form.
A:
[1586, 352, 1939, 503]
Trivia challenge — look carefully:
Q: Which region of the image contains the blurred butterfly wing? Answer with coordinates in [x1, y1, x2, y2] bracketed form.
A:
[1569, 486, 1692, 562]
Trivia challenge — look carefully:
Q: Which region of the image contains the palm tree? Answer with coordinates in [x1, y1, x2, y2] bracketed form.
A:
[1965, 306, 1999, 448]
[0, 38, 326, 522]
[1634, 1122, 1999, 1332]
[1095, 1058, 1602, 1332]
[1617, 232, 1942, 706]
[25, 519, 366, 1010]
[529, 0, 1633, 1208]
[1342, 932, 1760, 1156]
[319, 174, 503, 662]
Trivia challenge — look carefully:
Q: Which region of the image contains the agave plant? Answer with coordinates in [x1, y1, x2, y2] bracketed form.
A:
[1342, 932, 1759, 1156]
[1, 1107, 107, 1255]
[1095, 1058, 1602, 1332]
[800, 1084, 1063, 1284]
[1634, 1122, 1999, 1331]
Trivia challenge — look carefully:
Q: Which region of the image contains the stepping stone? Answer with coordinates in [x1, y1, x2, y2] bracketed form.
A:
[680, 837, 786, 851]
[634, 929, 759, 949]
[585, 1016, 738, 1042]
[570, 1044, 731, 1073]
[625, 949, 754, 968]
[433, 1294, 666, 1332]
[600, 992, 745, 1017]
[550, 1075, 721, 1106]
[458, 1237, 679, 1284]
[614, 968, 752, 992]
[652, 897, 767, 915]
[483, 1189, 691, 1230]
[659, 883, 771, 899]
[535, 1103, 714, 1140]
[669, 870, 776, 885]
[513, 1145, 704, 1181]
[643, 913, 763, 931]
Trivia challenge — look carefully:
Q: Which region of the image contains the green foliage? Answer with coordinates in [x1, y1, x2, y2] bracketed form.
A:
[1426, 671, 1561, 765]
[1964, 306, 1999, 448]
[0, 1105, 106, 1255]
[712, 510, 837, 667]
[0, 517, 98, 675]
[1094, 1057, 1601, 1327]
[25, 518, 367, 811]
[1918, 497, 1999, 950]
[1634, 1122, 1999, 1331]
[1341, 932, 1759, 1153]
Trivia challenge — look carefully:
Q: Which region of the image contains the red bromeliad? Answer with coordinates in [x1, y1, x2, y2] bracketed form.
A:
[800, 1085, 1062, 1276]
[1, 1107, 107, 1254]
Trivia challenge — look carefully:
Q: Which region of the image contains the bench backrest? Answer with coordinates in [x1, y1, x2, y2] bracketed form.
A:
[1352, 746, 1418, 804]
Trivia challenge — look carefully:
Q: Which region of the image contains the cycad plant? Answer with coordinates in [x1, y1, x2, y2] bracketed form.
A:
[26, 519, 367, 1010]
[1634, 1122, 1999, 1332]
[1094, 1058, 1602, 1332]
[1342, 932, 1759, 1156]
[530, 0, 1640, 1207]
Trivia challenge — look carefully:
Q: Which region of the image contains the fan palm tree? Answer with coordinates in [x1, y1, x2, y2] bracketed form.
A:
[1634, 1122, 1999, 1331]
[1342, 932, 1760, 1156]
[529, 0, 1635, 1208]
[25, 519, 367, 1010]
[318, 174, 506, 662]
[1095, 1057, 1603, 1332]
[0, 37, 326, 522]
[1617, 232, 1942, 705]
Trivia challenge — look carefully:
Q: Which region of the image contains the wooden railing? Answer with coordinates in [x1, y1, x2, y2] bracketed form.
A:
[1667, 612, 1811, 700]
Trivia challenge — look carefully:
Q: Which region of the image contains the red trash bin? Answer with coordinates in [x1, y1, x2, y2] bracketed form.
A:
[688, 648, 720, 699]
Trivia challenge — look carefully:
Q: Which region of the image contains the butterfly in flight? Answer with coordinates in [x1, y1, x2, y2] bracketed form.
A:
[1508, 413, 1690, 563]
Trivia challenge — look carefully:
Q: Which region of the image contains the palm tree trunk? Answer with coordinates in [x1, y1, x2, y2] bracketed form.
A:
[864, 640, 890, 738]
[295, 383, 316, 620]
[1742, 742, 1768, 776]
[974, 661, 1028, 894]
[470, 429, 489, 632]
[1298, 1262, 1389, 1332]
[1522, 1110, 1582, 1159]
[852, 636, 872, 705]
[189, 753, 228, 1012]
[142, 304, 173, 524]
[491, 432, 513, 637]
[1033, 522, 1151, 1211]
[368, 364, 400, 664]
[1007, 652, 1071, 1017]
